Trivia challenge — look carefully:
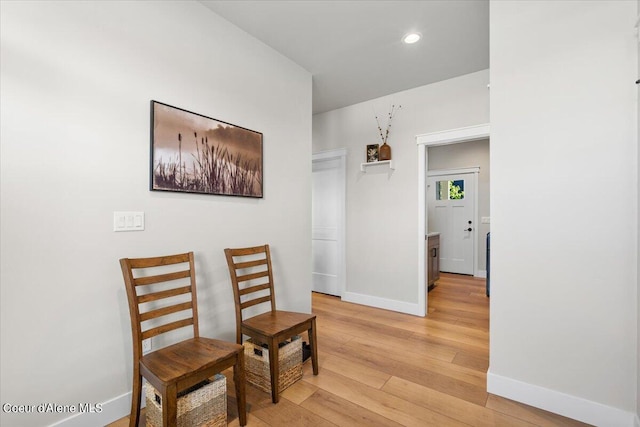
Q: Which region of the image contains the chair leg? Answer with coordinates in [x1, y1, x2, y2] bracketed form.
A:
[309, 318, 319, 375]
[161, 385, 178, 427]
[234, 350, 247, 426]
[129, 372, 142, 427]
[268, 337, 280, 403]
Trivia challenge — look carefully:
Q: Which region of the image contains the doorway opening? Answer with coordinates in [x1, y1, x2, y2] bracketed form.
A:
[416, 123, 490, 317]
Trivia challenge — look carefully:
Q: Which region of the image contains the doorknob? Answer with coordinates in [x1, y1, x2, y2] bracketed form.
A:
[464, 228, 472, 232]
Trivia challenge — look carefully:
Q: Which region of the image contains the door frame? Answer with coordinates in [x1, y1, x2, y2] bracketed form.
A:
[427, 167, 480, 275]
[415, 124, 490, 317]
[312, 148, 347, 297]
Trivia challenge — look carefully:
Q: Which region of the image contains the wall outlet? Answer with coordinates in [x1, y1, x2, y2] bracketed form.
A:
[142, 339, 152, 354]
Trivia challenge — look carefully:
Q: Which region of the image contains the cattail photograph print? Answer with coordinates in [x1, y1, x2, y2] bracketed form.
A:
[150, 101, 263, 198]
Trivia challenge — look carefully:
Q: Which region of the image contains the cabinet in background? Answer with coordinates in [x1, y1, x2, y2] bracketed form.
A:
[427, 233, 440, 291]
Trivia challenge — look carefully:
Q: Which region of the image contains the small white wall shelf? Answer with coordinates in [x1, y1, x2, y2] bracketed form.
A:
[360, 160, 394, 172]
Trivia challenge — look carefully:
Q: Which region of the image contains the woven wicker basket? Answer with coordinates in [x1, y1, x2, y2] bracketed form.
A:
[244, 335, 303, 394]
[145, 374, 226, 427]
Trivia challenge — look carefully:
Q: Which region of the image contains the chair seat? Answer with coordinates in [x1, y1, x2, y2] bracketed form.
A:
[242, 310, 315, 339]
[141, 337, 243, 385]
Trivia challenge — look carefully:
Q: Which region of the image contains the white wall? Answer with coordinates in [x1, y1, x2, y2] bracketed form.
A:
[635, 0, 640, 427]
[0, 1, 312, 426]
[637, 4, 640, 425]
[489, 1, 638, 425]
[637, 2, 640, 425]
[313, 70, 489, 311]
[427, 139, 490, 271]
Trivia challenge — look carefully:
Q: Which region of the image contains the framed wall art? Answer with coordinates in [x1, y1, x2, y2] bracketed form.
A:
[366, 144, 379, 163]
[150, 100, 263, 198]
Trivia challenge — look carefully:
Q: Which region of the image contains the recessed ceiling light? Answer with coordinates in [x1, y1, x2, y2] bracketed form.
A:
[403, 32, 422, 44]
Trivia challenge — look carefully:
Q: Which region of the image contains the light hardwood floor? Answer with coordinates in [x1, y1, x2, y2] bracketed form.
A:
[110, 273, 590, 426]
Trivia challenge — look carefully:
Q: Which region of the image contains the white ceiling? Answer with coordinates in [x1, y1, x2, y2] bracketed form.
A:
[200, 1, 489, 114]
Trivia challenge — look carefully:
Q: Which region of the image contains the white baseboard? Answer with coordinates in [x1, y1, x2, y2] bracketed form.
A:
[48, 392, 134, 427]
[342, 291, 422, 316]
[487, 369, 636, 427]
[476, 269, 487, 278]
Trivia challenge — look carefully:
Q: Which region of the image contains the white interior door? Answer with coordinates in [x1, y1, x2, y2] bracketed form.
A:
[312, 150, 346, 296]
[427, 171, 476, 275]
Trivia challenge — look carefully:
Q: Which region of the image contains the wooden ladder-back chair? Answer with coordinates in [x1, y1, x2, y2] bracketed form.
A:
[120, 252, 246, 427]
[224, 244, 318, 403]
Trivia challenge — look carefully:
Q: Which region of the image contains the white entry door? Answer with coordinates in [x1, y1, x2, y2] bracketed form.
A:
[427, 171, 476, 275]
[312, 150, 346, 296]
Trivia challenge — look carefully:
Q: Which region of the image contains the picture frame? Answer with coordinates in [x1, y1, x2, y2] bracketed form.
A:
[366, 144, 379, 163]
[150, 101, 263, 198]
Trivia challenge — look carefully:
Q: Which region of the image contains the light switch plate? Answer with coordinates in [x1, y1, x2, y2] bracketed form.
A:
[114, 211, 144, 231]
[481, 216, 490, 224]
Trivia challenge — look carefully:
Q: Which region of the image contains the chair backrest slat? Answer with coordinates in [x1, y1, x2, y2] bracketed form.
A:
[133, 269, 191, 286]
[238, 283, 270, 296]
[128, 253, 191, 268]
[137, 286, 191, 304]
[240, 295, 272, 310]
[224, 244, 276, 343]
[141, 318, 195, 340]
[236, 270, 269, 283]
[140, 301, 193, 322]
[235, 259, 268, 269]
[120, 251, 200, 363]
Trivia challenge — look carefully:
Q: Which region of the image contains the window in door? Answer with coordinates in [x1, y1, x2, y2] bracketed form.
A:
[435, 179, 465, 200]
